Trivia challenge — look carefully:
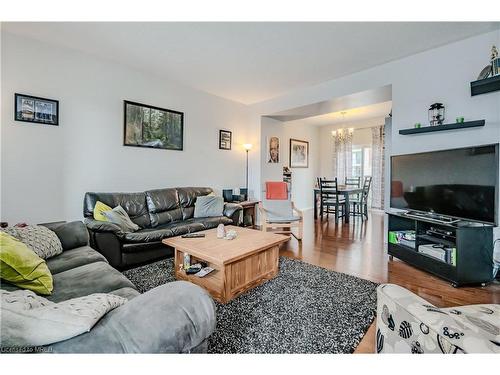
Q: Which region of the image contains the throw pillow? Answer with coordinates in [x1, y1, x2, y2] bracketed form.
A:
[93, 200, 113, 221]
[0, 232, 53, 295]
[1, 289, 126, 347]
[194, 195, 224, 218]
[2, 225, 63, 259]
[102, 205, 140, 232]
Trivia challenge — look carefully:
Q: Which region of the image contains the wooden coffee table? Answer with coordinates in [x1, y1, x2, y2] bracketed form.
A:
[162, 226, 289, 303]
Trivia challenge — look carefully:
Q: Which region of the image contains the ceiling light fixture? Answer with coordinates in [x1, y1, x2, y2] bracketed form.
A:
[332, 112, 353, 141]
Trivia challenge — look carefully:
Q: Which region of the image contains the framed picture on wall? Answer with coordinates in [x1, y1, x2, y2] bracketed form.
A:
[219, 130, 232, 150]
[267, 136, 280, 163]
[15, 93, 59, 125]
[289, 138, 309, 168]
[124, 100, 184, 151]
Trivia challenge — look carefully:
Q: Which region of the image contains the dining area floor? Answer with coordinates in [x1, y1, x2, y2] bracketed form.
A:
[279, 208, 500, 353]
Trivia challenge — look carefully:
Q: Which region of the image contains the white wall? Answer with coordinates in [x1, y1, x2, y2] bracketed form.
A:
[260, 117, 320, 209]
[1, 32, 253, 223]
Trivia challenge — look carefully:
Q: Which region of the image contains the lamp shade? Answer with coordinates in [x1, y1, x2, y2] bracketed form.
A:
[243, 143, 253, 150]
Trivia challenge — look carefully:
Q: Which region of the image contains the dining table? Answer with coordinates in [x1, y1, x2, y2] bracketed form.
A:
[313, 185, 364, 223]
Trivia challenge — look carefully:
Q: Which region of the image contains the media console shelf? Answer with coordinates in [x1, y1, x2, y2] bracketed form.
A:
[398, 120, 485, 135]
[387, 212, 494, 287]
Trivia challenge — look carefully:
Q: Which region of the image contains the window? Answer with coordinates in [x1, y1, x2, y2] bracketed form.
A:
[352, 148, 363, 178]
[352, 146, 372, 178]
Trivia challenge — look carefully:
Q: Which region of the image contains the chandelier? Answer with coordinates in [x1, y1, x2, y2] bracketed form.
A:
[331, 111, 353, 142]
[331, 127, 353, 142]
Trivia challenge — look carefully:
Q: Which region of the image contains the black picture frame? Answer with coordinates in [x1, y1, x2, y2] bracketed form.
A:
[123, 100, 184, 151]
[289, 138, 309, 168]
[219, 129, 232, 150]
[15, 93, 59, 126]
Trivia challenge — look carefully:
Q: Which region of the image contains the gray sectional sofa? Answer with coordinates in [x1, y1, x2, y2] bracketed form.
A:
[0, 221, 216, 353]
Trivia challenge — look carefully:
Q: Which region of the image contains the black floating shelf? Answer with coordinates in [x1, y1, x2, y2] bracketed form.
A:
[399, 120, 485, 135]
[471, 75, 500, 96]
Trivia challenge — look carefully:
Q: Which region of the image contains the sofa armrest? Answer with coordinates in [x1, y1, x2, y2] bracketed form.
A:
[223, 202, 243, 224]
[46, 281, 216, 353]
[376, 284, 498, 354]
[84, 218, 125, 238]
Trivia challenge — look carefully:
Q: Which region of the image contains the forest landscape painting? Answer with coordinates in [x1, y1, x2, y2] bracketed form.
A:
[124, 100, 184, 150]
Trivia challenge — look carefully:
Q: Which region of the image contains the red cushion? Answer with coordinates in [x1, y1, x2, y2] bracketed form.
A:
[266, 181, 288, 200]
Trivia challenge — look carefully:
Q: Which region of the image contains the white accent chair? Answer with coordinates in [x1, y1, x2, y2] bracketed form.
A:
[259, 199, 303, 240]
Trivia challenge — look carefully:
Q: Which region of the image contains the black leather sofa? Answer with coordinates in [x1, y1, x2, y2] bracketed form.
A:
[83, 187, 242, 270]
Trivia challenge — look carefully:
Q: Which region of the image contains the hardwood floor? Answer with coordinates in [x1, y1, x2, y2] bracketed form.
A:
[278, 209, 500, 353]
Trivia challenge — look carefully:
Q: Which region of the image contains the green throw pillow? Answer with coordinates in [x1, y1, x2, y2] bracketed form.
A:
[0, 232, 53, 295]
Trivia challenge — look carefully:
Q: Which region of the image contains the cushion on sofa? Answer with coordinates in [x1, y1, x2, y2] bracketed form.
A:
[43, 221, 89, 251]
[46, 246, 107, 274]
[48, 261, 136, 302]
[103, 206, 140, 232]
[145, 188, 183, 227]
[121, 216, 232, 244]
[194, 196, 224, 218]
[84, 192, 151, 228]
[0, 232, 53, 295]
[2, 225, 63, 259]
[177, 187, 213, 220]
[1, 289, 126, 347]
[93, 201, 112, 221]
[123, 226, 175, 243]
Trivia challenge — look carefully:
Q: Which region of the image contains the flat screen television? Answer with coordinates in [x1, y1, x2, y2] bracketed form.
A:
[391, 144, 498, 225]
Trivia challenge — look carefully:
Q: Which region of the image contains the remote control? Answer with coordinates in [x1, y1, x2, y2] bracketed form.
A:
[195, 267, 214, 278]
[181, 233, 205, 238]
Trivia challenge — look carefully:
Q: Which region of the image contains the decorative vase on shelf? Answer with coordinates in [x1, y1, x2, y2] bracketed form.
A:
[491, 45, 500, 76]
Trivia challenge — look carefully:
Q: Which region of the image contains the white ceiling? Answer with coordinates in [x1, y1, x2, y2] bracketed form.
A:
[3, 22, 499, 104]
[285, 101, 392, 127]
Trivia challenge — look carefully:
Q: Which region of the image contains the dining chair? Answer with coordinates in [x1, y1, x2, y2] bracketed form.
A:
[345, 177, 361, 187]
[350, 176, 372, 221]
[319, 178, 345, 222]
[345, 176, 362, 215]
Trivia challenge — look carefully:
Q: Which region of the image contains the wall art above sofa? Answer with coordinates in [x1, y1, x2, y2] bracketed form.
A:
[123, 100, 184, 151]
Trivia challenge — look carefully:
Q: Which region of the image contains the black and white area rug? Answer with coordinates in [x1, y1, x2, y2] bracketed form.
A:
[123, 257, 378, 353]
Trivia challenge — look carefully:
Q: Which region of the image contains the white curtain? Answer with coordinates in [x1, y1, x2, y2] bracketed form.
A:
[371, 125, 385, 209]
[332, 130, 353, 183]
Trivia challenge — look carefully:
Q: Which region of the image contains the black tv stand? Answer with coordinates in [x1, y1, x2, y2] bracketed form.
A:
[387, 211, 494, 287]
[403, 211, 460, 224]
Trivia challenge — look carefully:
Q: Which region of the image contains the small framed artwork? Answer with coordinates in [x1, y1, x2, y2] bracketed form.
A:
[15, 93, 59, 125]
[124, 100, 184, 151]
[289, 138, 309, 168]
[219, 130, 232, 150]
[267, 136, 280, 163]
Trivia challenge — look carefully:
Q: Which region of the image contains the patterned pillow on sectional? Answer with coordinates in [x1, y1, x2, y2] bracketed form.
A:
[2, 225, 63, 259]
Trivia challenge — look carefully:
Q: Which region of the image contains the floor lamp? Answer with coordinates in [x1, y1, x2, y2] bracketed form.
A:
[243, 143, 252, 199]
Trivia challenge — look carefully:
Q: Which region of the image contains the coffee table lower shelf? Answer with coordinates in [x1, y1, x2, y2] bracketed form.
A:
[174, 245, 279, 303]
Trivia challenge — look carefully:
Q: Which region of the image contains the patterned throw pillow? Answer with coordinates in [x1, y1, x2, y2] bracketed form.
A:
[1, 289, 127, 347]
[2, 225, 63, 259]
[102, 206, 140, 232]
